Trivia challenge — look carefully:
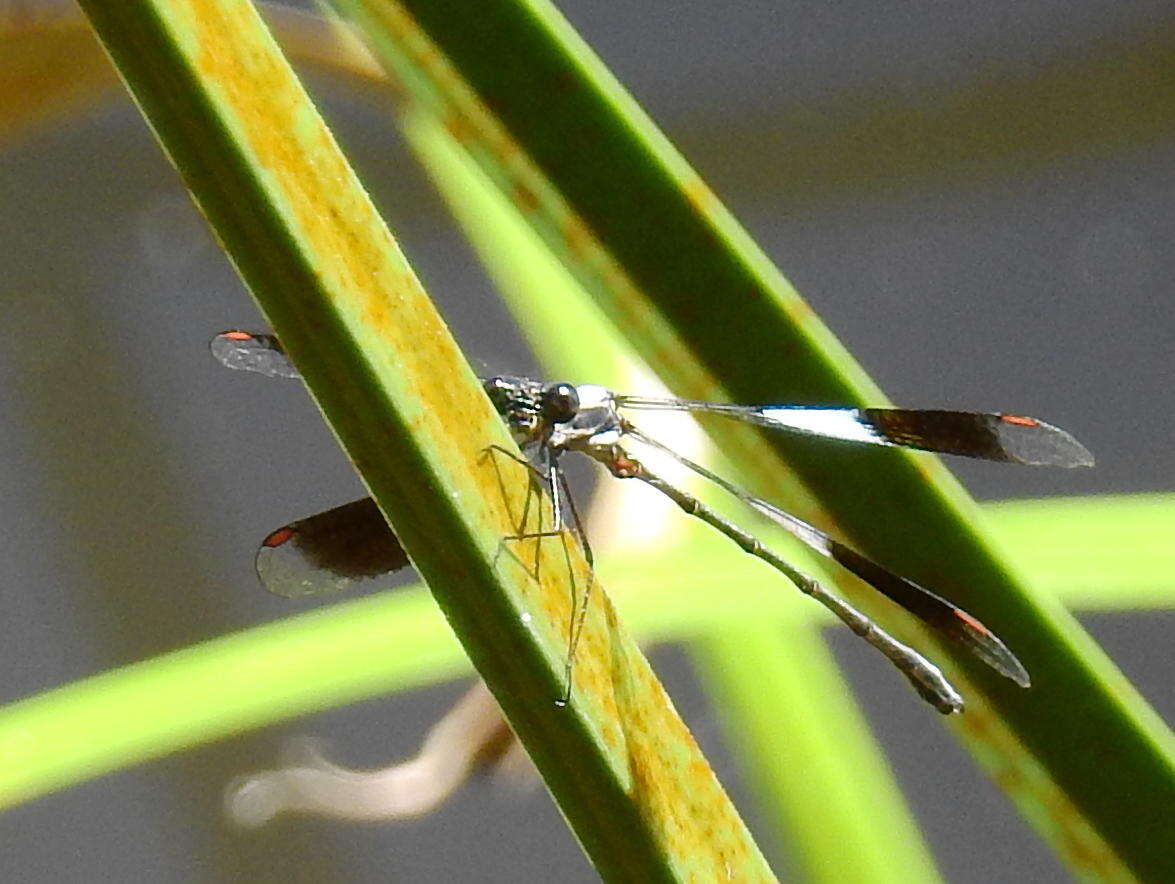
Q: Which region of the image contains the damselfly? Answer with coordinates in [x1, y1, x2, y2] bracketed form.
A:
[212, 330, 1092, 713]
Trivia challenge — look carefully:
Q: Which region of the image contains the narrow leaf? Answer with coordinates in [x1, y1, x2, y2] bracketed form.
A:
[330, 1, 1175, 878]
[403, 104, 942, 882]
[71, 1, 772, 879]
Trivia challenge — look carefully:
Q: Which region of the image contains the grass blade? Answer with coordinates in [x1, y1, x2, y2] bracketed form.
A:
[403, 104, 942, 881]
[3, 5, 1173, 879]
[1, 490, 1169, 807]
[325, 1, 1175, 878]
[68, 1, 773, 878]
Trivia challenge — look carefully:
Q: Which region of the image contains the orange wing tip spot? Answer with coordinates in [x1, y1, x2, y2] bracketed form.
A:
[262, 526, 297, 548]
[951, 608, 1032, 688]
[220, 330, 255, 341]
[1000, 414, 1039, 427]
[953, 607, 989, 634]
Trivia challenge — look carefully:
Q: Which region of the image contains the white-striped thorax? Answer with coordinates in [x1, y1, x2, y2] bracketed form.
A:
[482, 377, 623, 454]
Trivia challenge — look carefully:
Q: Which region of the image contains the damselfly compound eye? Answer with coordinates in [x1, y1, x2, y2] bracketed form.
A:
[542, 383, 580, 424]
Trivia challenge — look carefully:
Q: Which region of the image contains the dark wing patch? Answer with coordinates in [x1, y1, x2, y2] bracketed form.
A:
[255, 497, 410, 598]
[861, 409, 1093, 466]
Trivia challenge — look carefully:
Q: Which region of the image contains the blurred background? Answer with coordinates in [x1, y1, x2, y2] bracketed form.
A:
[1, 0, 1172, 880]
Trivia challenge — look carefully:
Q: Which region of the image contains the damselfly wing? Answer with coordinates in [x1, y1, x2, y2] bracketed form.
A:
[256, 497, 410, 599]
[212, 330, 1092, 712]
[614, 396, 1092, 467]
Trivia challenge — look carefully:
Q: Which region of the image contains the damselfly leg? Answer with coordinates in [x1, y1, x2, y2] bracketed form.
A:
[481, 441, 595, 705]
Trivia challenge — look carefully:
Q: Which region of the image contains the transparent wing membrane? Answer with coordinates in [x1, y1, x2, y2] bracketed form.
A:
[211, 330, 301, 379]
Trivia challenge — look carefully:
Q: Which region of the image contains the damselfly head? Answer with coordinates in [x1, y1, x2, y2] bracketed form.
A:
[540, 383, 580, 424]
[482, 377, 614, 450]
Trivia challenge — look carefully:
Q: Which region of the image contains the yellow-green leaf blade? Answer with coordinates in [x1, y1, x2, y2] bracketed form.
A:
[404, 103, 942, 882]
[332, 1, 1175, 878]
[71, 1, 773, 879]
